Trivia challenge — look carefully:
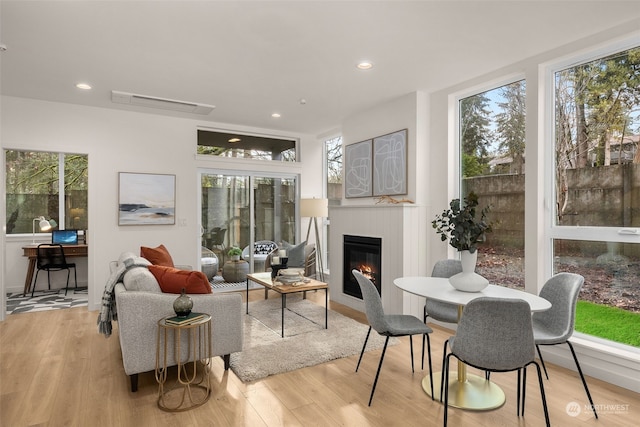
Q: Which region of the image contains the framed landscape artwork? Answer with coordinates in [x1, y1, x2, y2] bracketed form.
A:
[344, 139, 372, 198]
[373, 129, 407, 196]
[118, 172, 176, 225]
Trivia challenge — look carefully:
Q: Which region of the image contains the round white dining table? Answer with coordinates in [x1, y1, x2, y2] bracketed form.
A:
[394, 276, 551, 411]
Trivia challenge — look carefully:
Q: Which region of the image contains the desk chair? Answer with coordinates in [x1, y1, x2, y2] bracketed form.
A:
[533, 272, 598, 418]
[442, 297, 550, 427]
[32, 244, 78, 297]
[352, 269, 434, 406]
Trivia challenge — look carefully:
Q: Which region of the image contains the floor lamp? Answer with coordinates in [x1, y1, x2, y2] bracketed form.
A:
[300, 198, 328, 282]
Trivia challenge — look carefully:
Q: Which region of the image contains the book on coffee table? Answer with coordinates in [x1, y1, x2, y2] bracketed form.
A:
[165, 312, 206, 325]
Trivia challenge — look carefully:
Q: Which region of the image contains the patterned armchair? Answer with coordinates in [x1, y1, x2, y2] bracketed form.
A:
[241, 240, 278, 272]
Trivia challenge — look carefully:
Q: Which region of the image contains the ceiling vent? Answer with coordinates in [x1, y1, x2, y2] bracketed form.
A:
[111, 90, 215, 115]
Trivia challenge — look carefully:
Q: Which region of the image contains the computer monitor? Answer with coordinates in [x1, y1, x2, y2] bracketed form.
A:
[52, 229, 78, 245]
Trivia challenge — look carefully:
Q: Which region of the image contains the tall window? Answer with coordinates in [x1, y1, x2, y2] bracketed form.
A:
[325, 136, 343, 269]
[5, 150, 88, 234]
[459, 80, 526, 289]
[551, 46, 640, 347]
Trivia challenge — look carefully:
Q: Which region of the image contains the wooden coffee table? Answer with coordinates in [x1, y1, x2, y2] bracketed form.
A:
[246, 272, 328, 337]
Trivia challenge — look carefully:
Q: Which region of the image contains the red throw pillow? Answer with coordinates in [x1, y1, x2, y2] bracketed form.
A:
[148, 265, 212, 294]
[140, 244, 174, 267]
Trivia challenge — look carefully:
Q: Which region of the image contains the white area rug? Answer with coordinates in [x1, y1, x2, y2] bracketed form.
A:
[230, 295, 396, 382]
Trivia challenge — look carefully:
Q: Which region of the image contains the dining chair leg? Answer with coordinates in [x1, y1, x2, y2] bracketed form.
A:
[356, 326, 372, 372]
[421, 332, 425, 371]
[522, 367, 527, 416]
[567, 341, 598, 419]
[422, 307, 428, 369]
[440, 339, 449, 402]
[536, 344, 549, 379]
[409, 335, 415, 373]
[424, 333, 434, 400]
[443, 353, 453, 427]
[517, 368, 522, 416]
[532, 361, 551, 427]
[368, 336, 390, 406]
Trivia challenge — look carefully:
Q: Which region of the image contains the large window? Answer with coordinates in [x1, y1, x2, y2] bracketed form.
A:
[459, 80, 526, 289]
[200, 171, 297, 272]
[325, 136, 342, 270]
[550, 46, 640, 347]
[5, 150, 88, 234]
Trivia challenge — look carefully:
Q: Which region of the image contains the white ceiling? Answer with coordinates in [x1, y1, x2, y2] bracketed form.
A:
[2, 1, 640, 136]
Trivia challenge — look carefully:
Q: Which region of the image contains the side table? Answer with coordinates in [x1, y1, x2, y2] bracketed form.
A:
[155, 313, 212, 412]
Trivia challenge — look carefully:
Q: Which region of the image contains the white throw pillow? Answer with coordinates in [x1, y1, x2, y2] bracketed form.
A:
[123, 266, 161, 293]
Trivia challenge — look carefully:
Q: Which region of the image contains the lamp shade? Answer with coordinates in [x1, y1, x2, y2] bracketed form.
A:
[300, 198, 328, 218]
[39, 218, 52, 231]
[32, 215, 52, 243]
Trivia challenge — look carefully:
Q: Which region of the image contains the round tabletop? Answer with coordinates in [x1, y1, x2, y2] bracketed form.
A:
[158, 313, 212, 328]
[393, 276, 551, 312]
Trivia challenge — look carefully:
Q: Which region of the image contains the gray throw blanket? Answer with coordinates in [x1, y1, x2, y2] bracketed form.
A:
[97, 255, 151, 337]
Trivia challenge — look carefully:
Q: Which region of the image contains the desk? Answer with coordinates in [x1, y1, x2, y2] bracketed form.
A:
[22, 244, 88, 295]
[394, 276, 551, 410]
[246, 272, 328, 337]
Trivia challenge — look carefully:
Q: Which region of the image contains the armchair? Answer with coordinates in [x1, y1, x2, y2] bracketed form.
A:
[264, 243, 316, 278]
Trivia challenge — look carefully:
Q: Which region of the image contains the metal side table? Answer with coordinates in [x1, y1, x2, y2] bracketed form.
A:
[155, 313, 212, 412]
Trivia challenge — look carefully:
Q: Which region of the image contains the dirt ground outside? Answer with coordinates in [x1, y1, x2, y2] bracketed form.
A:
[476, 246, 640, 313]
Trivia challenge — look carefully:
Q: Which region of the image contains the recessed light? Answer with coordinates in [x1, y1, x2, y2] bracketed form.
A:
[356, 61, 373, 70]
[228, 138, 241, 143]
[76, 83, 92, 90]
[271, 113, 281, 118]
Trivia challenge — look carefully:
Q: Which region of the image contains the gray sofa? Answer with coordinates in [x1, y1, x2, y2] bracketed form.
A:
[111, 257, 243, 392]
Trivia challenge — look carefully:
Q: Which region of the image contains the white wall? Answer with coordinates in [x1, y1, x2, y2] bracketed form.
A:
[1, 96, 321, 311]
[342, 91, 429, 207]
[330, 92, 432, 313]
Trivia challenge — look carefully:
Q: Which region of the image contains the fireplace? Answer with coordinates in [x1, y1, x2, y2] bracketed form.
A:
[343, 235, 382, 299]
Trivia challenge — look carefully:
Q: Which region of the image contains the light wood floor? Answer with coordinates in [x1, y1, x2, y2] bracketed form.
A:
[1, 290, 639, 427]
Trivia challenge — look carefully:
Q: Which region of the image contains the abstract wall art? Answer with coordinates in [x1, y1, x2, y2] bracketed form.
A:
[118, 172, 176, 225]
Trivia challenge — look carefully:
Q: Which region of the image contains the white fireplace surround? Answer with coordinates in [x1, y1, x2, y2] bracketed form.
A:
[328, 204, 429, 314]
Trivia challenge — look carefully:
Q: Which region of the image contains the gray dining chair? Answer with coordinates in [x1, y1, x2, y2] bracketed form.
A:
[425, 260, 463, 324]
[533, 272, 598, 419]
[442, 297, 550, 427]
[352, 269, 434, 406]
[422, 260, 462, 370]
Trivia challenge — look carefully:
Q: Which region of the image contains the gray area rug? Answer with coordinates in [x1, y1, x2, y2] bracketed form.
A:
[230, 295, 396, 382]
[6, 289, 88, 315]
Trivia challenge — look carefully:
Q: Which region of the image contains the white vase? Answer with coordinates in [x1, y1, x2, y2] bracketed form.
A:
[448, 250, 489, 292]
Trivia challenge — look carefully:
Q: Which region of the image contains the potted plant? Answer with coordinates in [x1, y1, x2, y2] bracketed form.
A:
[432, 192, 492, 292]
[228, 246, 242, 262]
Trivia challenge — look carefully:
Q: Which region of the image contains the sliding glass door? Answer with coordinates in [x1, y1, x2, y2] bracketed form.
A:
[200, 171, 297, 273]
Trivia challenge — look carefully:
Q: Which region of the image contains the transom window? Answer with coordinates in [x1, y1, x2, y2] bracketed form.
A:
[197, 129, 297, 161]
